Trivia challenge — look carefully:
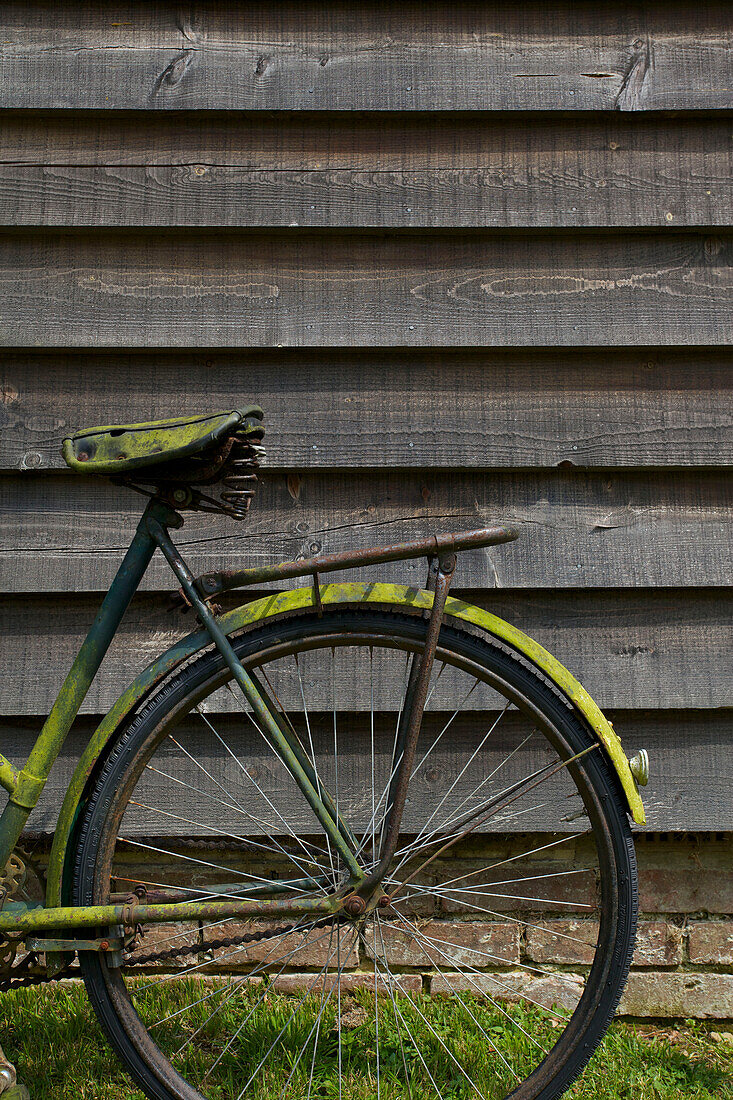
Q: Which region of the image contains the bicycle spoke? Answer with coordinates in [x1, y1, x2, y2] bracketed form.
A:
[375, 650, 412, 855]
[391, 746, 600, 900]
[393, 914, 523, 1078]
[367, 675, 483, 860]
[386, 908, 585, 989]
[390, 728, 537, 871]
[369, 919, 432, 1100]
[232, 926, 360, 1099]
[171, 722, 330, 876]
[372, 914, 485, 1097]
[411, 677, 482, 780]
[173, 918, 341, 1059]
[394, 910, 545, 1060]
[277, 925, 344, 1100]
[332, 647, 340, 893]
[373, 901, 381, 1100]
[433, 831, 588, 892]
[166, 729, 280, 837]
[198, 701, 332, 878]
[295, 651, 336, 884]
[127, 800, 330, 887]
[415, 701, 511, 838]
[135, 913, 331, 996]
[113, 873, 316, 905]
[306, 923, 338, 1100]
[143, 759, 330, 866]
[388, 873, 597, 949]
[117, 836, 274, 883]
[370, 647, 378, 879]
[150, 917, 339, 1030]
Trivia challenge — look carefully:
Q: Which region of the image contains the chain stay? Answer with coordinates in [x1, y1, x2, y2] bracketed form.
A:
[0, 835, 343, 987]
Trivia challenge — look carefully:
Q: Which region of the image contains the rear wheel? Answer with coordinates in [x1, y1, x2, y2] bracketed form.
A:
[73, 607, 637, 1100]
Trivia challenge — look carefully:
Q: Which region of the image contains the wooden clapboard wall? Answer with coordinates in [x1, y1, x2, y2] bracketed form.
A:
[0, 2, 731, 833]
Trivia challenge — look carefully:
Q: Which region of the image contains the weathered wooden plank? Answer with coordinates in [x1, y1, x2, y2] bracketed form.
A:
[6, 710, 731, 835]
[2, 349, 730, 472]
[0, 590, 726, 715]
[1, 469, 730, 593]
[1, 115, 730, 228]
[1, 232, 731, 347]
[0, 2, 730, 111]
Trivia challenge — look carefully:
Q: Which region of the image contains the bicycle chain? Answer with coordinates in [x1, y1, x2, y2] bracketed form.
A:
[0, 917, 345, 990]
[129, 915, 341, 968]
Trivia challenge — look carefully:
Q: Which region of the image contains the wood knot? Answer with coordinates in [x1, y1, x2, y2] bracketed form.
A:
[704, 236, 724, 261]
[287, 472, 302, 501]
[615, 37, 651, 111]
[154, 48, 196, 95]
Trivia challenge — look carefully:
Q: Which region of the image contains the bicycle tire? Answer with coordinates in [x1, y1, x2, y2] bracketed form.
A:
[72, 606, 638, 1100]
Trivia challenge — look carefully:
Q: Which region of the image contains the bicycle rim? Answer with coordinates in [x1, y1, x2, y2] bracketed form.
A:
[73, 607, 637, 1100]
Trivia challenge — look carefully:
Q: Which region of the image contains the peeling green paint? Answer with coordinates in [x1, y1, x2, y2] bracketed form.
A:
[0, 755, 18, 796]
[0, 895, 333, 936]
[46, 581, 645, 911]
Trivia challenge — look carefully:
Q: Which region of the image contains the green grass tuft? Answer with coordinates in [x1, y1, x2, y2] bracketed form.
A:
[0, 983, 729, 1099]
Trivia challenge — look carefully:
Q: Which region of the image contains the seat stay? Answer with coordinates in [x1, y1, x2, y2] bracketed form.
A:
[146, 517, 366, 887]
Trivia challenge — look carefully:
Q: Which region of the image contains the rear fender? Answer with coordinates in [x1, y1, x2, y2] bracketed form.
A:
[47, 582, 645, 909]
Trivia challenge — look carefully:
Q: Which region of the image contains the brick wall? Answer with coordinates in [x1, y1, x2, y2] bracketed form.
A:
[33, 832, 729, 1020]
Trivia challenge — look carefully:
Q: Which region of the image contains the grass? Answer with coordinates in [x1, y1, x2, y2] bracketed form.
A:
[0, 981, 729, 1099]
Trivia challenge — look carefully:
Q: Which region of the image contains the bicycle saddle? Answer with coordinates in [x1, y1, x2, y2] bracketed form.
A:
[62, 407, 263, 476]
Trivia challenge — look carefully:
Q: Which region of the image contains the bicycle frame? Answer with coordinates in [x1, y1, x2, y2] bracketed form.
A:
[0, 497, 520, 939]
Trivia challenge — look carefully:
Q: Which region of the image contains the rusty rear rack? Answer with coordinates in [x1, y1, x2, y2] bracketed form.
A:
[195, 525, 519, 599]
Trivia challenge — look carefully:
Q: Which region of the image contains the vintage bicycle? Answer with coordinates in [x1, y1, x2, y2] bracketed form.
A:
[0, 408, 648, 1099]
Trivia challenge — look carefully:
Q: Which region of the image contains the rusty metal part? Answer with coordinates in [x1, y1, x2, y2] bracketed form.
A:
[343, 895, 366, 917]
[197, 525, 518, 598]
[128, 914, 342, 969]
[0, 942, 46, 992]
[360, 553, 457, 894]
[2, 900, 344, 984]
[0, 891, 334, 936]
[25, 934, 123, 954]
[118, 422, 265, 522]
[379, 551, 444, 832]
[0, 1042, 18, 1094]
[312, 572, 323, 616]
[0, 855, 26, 905]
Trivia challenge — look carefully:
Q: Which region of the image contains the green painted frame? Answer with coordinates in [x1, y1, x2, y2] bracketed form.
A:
[0, 501, 646, 945]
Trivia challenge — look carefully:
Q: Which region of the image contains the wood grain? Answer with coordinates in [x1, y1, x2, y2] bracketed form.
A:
[7, 711, 730, 835]
[0, 2, 730, 111]
[0, 1, 730, 843]
[1, 469, 730, 593]
[1, 232, 731, 347]
[0, 589, 726, 715]
[2, 349, 730, 472]
[1, 115, 730, 228]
